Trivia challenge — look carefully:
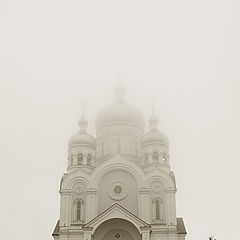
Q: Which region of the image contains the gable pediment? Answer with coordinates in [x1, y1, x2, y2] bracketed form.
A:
[83, 203, 150, 233]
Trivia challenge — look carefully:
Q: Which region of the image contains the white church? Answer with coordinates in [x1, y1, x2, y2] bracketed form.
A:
[52, 83, 187, 240]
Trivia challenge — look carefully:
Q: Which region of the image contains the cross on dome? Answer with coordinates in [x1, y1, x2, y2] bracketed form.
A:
[78, 101, 88, 134]
[114, 61, 127, 103]
[114, 78, 126, 103]
[149, 98, 159, 131]
[68, 101, 96, 148]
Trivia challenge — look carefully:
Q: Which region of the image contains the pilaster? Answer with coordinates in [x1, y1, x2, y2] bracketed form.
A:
[59, 189, 71, 227]
[139, 188, 150, 223]
[86, 188, 97, 222]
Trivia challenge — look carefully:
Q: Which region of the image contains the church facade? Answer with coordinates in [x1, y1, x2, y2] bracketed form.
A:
[52, 85, 187, 240]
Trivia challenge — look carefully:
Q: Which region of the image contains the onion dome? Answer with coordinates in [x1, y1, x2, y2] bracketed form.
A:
[95, 83, 145, 130]
[68, 113, 96, 148]
[142, 113, 168, 146]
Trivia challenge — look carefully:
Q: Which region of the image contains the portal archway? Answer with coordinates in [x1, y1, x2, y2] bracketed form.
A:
[93, 218, 141, 240]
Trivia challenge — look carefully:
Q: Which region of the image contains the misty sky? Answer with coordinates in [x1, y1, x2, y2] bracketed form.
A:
[0, 0, 239, 240]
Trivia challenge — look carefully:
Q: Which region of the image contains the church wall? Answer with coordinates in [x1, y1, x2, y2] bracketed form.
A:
[59, 233, 83, 240]
[96, 136, 140, 157]
[165, 191, 177, 226]
[60, 190, 71, 227]
[150, 181, 166, 224]
[151, 232, 178, 240]
[70, 182, 86, 224]
[98, 169, 138, 215]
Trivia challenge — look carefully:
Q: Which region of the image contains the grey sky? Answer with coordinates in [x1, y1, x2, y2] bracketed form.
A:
[0, 0, 239, 240]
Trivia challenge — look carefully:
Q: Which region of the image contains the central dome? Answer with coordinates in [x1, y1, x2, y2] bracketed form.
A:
[95, 82, 145, 130]
[95, 102, 145, 130]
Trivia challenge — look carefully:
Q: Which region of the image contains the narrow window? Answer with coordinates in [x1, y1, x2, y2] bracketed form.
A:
[77, 153, 83, 165]
[74, 199, 84, 221]
[87, 154, 91, 165]
[162, 152, 167, 162]
[76, 200, 81, 220]
[152, 152, 159, 162]
[155, 199, 160, 220]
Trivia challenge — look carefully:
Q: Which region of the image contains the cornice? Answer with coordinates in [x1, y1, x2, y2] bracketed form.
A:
[59, 189, 71, 195]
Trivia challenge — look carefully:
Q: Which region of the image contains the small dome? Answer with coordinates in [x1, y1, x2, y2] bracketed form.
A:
[142, 111, 168, 146]
[68, 132, 96, 147]
[68, 112, 96, 148]
[95, 102, 145, 130]
[142, 129, 168, 146]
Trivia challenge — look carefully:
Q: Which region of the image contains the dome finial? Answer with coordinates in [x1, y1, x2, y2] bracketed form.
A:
[149, 98, 159, 131]
[150, 97, 157, 115]
[115, 63, 126, 103]
[78, 100, 88, 133]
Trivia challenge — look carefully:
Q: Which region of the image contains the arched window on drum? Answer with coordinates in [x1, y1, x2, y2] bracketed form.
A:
[87, 154, 91, 166]
[73, 199, 84, 222]
[152, 198, 164, 222]
[77, 153, 83, 165]
[152, 152, 159, 163]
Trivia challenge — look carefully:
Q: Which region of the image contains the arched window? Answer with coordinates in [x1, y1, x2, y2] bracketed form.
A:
[76, 200, 81, 220]
[152, 152, 159, 163]
[162, 152, 167, 162]
[155, 199, 160, 220]
[74, 199, 84, 221]
[77, 153, 83, 165]
[87, 154, 91, 166]
[152, 198, 164, 222]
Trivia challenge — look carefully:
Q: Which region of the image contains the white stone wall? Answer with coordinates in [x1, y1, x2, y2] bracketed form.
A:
[97, 169, 138, 215]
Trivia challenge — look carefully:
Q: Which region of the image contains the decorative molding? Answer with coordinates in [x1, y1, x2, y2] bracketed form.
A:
[139, 188, 150, 194]
[86, 188, 97, 195]
[59, 189, 71, 195]
[108, 181, 128, 201]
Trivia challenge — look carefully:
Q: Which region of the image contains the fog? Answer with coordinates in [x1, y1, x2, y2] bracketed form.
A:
[0, 0, 239, 240]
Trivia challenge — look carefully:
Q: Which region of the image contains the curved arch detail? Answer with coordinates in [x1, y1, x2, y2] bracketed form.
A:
[61, 171, 90, 189]
[146, 172, 175, 189]
[90, 154, 145, 188]
[92, 217, 141, 235]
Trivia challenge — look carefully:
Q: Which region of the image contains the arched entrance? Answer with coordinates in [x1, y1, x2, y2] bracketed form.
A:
[93, 218, 141, 240]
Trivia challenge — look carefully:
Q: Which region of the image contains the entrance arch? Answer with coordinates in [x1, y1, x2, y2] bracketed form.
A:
[93, 218, 141, 240]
